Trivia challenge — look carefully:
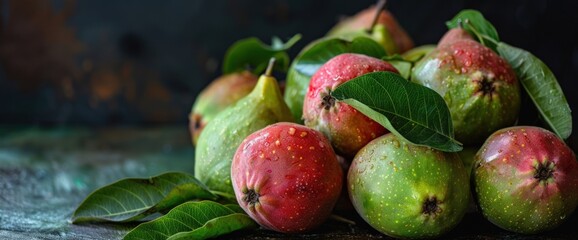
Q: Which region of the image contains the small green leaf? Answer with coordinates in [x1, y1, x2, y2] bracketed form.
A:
[223, 34, 301, 75]
[72, 172, 217, 223]
[446, 9, 499, 51]
[331, 72, 462, 152]
[284, 36, 386, 122]
[497, 42, 572, 139]
[123, 201, 258, 240]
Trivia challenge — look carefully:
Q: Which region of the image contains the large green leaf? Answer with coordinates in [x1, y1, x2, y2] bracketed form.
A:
[497, 42, 572, 139]
[446, 9, 499, 51]
[123, 201, 258, 240]
[284, 36, 386, 122]
[331, 71, 462, 152]
[222, 34, 301, 75]
[72, 172, 217, 223]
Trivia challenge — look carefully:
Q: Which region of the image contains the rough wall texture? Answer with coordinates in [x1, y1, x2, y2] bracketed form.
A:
[0, 0, 576, 128]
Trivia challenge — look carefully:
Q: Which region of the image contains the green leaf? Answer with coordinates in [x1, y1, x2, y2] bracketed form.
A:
[497, 42, 572, 139]
[331, 72, 463, 152]
[123, 201, 258, 240]
[223, 34, 301, 75]
[284, 36, 386, 122]
[446, 9, 499, 51]
[72, 172, 217, 223]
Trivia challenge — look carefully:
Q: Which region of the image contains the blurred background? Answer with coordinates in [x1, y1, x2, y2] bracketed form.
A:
[0, 0, 576, 130]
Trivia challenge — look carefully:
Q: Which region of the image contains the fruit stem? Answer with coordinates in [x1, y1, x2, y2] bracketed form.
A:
[265, 57, 275, 77]
[368, 0, 387, 34]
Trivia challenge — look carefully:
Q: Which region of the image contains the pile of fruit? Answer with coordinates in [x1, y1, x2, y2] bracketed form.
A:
[72, 2, 576, 239]
[190, 2, 576, 239]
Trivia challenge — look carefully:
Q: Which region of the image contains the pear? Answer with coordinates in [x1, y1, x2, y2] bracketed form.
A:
[194, 59, 293, 195]
[189, 71, 258, 145]
[327, 0, 414, 54]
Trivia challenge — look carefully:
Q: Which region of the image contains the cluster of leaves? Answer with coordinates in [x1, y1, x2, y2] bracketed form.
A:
[71, 172, 257, 240]
[72, 9, 571, 240]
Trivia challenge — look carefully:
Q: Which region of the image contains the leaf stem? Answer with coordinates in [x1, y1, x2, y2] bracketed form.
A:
[464, 19, 499, 47]
[368, 0, 387, 34]
[463, 19, 486, 46]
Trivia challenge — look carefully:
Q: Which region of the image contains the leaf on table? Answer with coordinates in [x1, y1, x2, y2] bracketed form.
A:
[446, 9, 499, 51]
[72, 172, 217, 223]
[123, 201, 258, 240]
[284, 36, 386, 122]
[222, 34, 301, 75]
[331, 71, 462, 152]
[497, 42, 572, 139]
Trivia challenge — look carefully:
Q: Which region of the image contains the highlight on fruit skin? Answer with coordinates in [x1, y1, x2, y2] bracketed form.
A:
[231, 122, 343, 233]
[472, 126, 578, 234]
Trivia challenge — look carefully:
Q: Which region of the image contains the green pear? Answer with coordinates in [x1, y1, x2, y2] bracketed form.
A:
[189, 71, 258, 145]
[327, 3, 414, 54]
[194, 59, 293, 195]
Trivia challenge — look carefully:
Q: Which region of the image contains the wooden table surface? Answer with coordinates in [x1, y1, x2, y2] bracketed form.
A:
[0, 126, 576, 239]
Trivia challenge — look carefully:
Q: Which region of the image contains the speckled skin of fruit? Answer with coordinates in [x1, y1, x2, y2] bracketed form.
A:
[411, 29, 520, 145]
[348, 133, 470, 238]
[472, 126, 578, 234]
[231, 123, 342, 233]
[189, 71, 258, 145]
[195, 73, 293, 195]
[303, 53, 398, 158]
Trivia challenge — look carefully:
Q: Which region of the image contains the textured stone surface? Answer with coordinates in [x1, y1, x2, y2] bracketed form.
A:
[0, 127, 576, 239]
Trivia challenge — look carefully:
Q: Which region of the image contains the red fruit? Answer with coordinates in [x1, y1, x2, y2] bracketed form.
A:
[231, 122, 343, 233]
[303, 53, 398, 158]
[473, 126, 578, 233]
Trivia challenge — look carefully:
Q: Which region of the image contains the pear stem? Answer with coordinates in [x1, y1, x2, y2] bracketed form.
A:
[368, 0, 387, 34]
[265, 58, 275, 77]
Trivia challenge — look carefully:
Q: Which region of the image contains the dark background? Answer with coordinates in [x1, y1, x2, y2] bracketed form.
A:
[0, 0, 576, 132]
